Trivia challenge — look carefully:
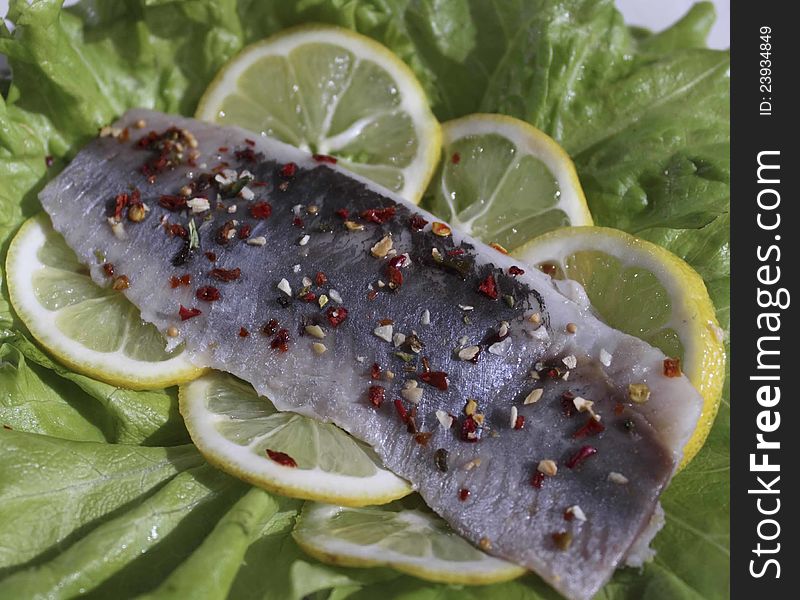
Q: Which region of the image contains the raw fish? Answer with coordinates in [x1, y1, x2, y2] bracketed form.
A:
[40, 109, 703, 600]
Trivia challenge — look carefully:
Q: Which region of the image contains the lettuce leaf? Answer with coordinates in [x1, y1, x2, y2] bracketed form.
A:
[1, 335, 190, 445]
[0, 1, 729, 599]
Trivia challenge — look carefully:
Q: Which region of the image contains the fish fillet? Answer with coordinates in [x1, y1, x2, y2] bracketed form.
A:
[39, 109, 703, 600]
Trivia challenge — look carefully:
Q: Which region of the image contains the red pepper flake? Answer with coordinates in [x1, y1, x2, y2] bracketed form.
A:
[159, 194, 186, 211]
[614, 402, 625, 416]
[235, 148, 257, 163]
[531, 471, 546, 488]
[409, 214, 428, 231]
[561, 391, 577, 417]
[218, 146, 229, 153]
[266, 449, 297, 467]
[368, 385, 385, 408]
[136, 130, 157, 148]
[170, 274, 191, 288]
[168, 223, 188, 238]
[112, 193, 129, 220]
[514, 415, 525, 430]
[564, 508, 574, 521]
[478, 274, 498, 300]
[447, 248, 465, 256]
[250, 202, 272, 219]
[245, 138, 256, 146]
[566, 445, 598, 469]
[196, 286, 221, 302]
[270, 328, 290, 352]
[263, 319, 279, 336]
[386, 265, 403, 290]
[102, 263, 115, 278]
[663, 357, 682, 377]
[458, 488, 471, 501]
[335, 208, 349, 220]
[389, 255, 408, 269]
[367, 290, 379, 301]
[420, 371, 449, 391]
[536, 366, 559, 380]
[371, 363, 382, 380]
[312, 153, 338, 164]
[461, 415, 479, 442]
[239, 327, 250, 337]
[252, 181, 268, 188]
[414, 432, 433, 446]
[239, 223, 251, 239]
[451, 152, 461, 164]
[508, 266, 525, 276]
[301, 292, 317, 303]
[394, 399, 409, 423]
[315, 272, 328, 286]
[45, 155, 54, 167]
[573, 417, 606, 439]
[292, 216, 305, 228]
[360, 207, 396, 224]
[279, 162, 298, 178]
[210, 267, 241, 282]
[326, 306, 348, 327]
[205, 251, 217, 262]
[179, 305, 202, 320]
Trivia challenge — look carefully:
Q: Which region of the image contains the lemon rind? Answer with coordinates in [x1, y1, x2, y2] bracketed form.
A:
[195, 24, 441, 204]
[513, 226, 725, 468]
[6, 215, 204, 390]
[179, 374, 412, 507]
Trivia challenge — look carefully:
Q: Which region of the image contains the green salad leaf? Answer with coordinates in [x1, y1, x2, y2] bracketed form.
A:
[0, 1, 729, 598]
[0, 430, 204, 573]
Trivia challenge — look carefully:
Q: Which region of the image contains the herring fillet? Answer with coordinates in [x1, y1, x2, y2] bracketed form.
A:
[39, 109, 703, 600]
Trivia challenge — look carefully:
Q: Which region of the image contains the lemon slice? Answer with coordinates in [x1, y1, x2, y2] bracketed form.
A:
[423, 114, 592, 249]
[293, 498, 526, 585]
[6, 214, 202, 389]
[179, 372, 411, 506]
[196, 25, 441, 202]
[514, 226, 725, 467]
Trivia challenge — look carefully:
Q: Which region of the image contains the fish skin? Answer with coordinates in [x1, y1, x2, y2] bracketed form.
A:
[39, 109, 702, 600]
